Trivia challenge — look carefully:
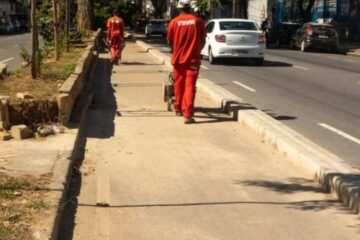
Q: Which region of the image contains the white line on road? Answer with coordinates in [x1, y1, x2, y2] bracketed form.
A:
[0, 57, 14, 64]
[233, 81, 256, 92]
[293, 65, 310, 71]
[318, 123, 360, 145]
[201, 65, 209, 70]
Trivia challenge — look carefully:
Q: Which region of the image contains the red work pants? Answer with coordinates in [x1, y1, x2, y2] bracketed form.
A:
[110, 36, 122, 64]
[173, 64, 199, 118]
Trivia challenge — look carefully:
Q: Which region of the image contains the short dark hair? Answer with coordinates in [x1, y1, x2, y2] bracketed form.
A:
[113, 10, 119, 16]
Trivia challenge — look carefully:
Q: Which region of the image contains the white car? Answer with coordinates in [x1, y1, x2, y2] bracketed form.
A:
[201, 18, 266, 65]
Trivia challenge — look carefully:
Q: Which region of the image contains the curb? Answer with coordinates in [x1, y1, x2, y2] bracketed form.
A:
[135, 39, 360, 214]
[32, 35, 99, 239]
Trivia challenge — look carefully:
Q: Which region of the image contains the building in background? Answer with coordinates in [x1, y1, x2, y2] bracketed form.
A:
[0, 0, 29, 32]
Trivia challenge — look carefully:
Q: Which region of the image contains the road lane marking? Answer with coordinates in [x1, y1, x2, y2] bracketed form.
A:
[344, 59, 356, 63]
[0, 57, 14, 64]
[233, 81, 256, 92]
[293, 65, 310, 71]
[318, 123, 360, 145]
[201, 65, 209, 70]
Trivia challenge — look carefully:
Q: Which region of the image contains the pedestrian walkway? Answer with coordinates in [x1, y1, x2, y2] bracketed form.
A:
[67, 42, 359, 240]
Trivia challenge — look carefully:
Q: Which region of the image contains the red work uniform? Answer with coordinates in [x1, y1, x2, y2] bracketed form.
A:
[167, 14, 206, 118]
[107, 16, 125, 64]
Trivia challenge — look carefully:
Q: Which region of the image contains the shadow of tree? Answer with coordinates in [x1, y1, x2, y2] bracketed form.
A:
[235, 177, 355, 212]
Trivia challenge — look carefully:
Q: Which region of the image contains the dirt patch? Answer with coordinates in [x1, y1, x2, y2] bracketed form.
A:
[0, 174, 51, 240]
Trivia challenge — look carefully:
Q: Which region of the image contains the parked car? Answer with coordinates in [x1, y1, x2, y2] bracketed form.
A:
[201, 18, 266, 65]
[0, 22, 15, 34]
[266, 22, 302, 47]
[145, 19, 167, 37]
[290, 23, 339, 52]
[133, 17, 148, 33]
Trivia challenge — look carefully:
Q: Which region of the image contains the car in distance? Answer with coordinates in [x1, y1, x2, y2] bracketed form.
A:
[201, 19, 266, 65]
[267, 22, 302, 47]
[290, 23, 339, 52]
[145, 19, 167, 37]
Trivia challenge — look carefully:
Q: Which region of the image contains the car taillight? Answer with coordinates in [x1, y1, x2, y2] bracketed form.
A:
[258, 34, 266, 43]
[215, 34, 226, 42]
[306, 28, 313, 36]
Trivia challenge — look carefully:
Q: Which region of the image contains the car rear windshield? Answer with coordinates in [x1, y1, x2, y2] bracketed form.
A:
[219, 21, 258, 31]
[150, 21, 165, 25]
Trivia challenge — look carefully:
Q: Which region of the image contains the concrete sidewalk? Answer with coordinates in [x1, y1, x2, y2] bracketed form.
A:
[68, 43, 359, 240]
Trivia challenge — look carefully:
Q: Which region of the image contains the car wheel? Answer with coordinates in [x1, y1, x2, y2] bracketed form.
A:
[275, 38, 281, 48]
[289, 40, 295, 49]
[300, 40, 307, 52]
[254, 58, 264, 66]
[208, 48, 217, 64]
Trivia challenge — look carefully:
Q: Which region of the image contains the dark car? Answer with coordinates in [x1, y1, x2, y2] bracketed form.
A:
[290, 23, 339, 52]
[133, 17, 148, 33]
[266, 22, 302, 47]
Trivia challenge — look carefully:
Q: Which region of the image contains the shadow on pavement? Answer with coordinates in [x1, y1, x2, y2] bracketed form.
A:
[237, 177, 358, 213]
[58, 51, 116, 240]
[262, 110, 297, 121]
[219, 58, 293, 67]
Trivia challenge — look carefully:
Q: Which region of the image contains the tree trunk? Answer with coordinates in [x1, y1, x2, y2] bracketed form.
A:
[31, 0, 38, 79]
[77, 0, 93, 35]
[65, 0, 70, 51]
[232, 0, 237, 18]
[53, 0, 60, 60]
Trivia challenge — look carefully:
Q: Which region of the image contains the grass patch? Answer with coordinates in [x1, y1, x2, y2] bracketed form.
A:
[0, 175, 50, 240]
[0, 46, 83, 104]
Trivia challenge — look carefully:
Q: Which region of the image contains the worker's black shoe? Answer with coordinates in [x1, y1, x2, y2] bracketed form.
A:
[184, 117, 196, 124]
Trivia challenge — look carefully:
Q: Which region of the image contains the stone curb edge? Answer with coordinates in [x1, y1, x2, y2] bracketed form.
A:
[32, 33, 100, 239]
[135, 39, 360, 214]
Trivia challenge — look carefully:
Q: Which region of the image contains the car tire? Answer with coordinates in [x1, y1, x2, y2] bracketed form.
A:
[275, 38, 281, 48]
[300, 40, 307, 52]
[289, 40, 295, 49]
[208, 48, 217, 64]
[254, 58, 264, 66]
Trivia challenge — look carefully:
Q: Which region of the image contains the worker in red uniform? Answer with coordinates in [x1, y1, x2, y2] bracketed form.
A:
[107, 10, 125, 65]
[167, 0, 206, 124]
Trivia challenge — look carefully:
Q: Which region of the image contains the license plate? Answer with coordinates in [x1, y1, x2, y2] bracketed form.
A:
[236, 50, 249, 54]
[319, 35, 328, 39]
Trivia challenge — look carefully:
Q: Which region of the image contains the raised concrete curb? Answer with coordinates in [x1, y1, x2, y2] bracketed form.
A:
[58, 29, 101, 125]
[135, 39, 360, 214]
[32, 32, 100, 240]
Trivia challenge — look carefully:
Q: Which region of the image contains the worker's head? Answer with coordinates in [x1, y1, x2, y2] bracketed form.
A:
[113, 9, 119, 16]
[177, 0, 192, 14]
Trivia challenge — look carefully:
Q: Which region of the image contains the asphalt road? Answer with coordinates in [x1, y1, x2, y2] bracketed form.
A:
[138, 34, 360, 170]
[0, 33, 32, 71]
